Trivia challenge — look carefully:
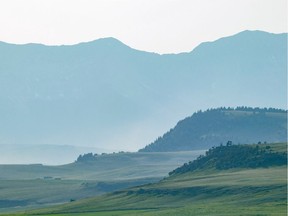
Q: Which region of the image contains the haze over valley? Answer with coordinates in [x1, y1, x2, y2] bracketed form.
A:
[0, 0, 287, 215]
[0, 30, 287, 164]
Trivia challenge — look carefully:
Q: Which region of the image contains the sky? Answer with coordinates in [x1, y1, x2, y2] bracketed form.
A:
[0, 0, 287, 54]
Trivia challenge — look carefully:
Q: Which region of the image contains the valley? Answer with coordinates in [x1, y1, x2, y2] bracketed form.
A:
[1, 142, 285, 216]
[0, 151, 203, 213]
[0, 142, 286, 216]
[0, 28, 286, 216]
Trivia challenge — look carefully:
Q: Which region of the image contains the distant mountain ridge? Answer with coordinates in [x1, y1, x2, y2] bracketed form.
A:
[139, 107, 287, 152]
[0, 30, 287, 152]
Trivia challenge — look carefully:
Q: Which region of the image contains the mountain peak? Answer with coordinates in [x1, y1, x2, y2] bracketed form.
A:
[77, 37, 130, 50]
[191, 30, 287, 54]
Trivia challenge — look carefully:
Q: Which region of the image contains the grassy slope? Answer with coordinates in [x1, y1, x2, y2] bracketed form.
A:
[0, 151, 202, 212]
[8, 167, 286, 216]
[4, 143, 287, 216]
[0, 151, 203, 180]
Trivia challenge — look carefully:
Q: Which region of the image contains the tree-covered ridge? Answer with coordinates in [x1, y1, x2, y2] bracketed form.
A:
[139, 107, 287, 152]
[169, 142, 287, 175]
[75, 152, 124, 163]
[215, 106, 286, 113]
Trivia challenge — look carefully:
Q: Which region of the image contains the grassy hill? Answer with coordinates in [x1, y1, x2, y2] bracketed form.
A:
[169, 142, 287, 175]
[0, 151, 202, 213]
[0, 151, 203, 180]
[4, 142, 286, 216]
[140, 107, 287, 152]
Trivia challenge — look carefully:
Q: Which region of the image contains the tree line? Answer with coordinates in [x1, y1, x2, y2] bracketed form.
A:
[169, 142, 287, 175]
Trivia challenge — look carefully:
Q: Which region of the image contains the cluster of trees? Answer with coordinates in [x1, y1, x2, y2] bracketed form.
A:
[76, 153, 98, 163]
[169, 142, 287, 175]
[75, 151, 130, 163]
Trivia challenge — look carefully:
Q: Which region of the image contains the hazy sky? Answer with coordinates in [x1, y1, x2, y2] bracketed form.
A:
[0, 0, 287, 54]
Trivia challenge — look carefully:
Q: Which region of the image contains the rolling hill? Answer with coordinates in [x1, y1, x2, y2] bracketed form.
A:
[139, 107, 287, 152]
[9, 142, 286, 216]
[0, 30, 287, 156]
[0, 151, 202, 212]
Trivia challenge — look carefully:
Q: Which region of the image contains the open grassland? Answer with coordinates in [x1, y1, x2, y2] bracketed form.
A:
[0, 151, 202, 212]
[3, 165, 286, 216]
[1, 143, 286, 215]
[0, 151, 203, 180]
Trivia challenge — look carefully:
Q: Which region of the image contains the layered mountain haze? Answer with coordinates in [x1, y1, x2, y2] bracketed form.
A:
[0, 31, 287, 156]
[0, 144, 113, 165]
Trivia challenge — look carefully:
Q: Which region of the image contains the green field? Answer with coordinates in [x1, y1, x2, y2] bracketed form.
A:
[0, 151, 203, 180]
[4, 166, 286, 216]
[0, 151, 203, 212]
[2, 142, 286, 216]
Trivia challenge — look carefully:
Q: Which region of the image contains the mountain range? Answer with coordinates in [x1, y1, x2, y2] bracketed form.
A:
[0, 30, 287, 152]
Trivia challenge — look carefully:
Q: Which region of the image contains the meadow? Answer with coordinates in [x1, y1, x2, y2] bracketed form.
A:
[2, 142, 286, 216]
[0, 151, 203, 213]
[3, 166, 286, 216]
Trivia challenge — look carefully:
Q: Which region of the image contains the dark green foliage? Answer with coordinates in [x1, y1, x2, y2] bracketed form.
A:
[139, 107, 287, 152]
[76, 153, 98, 163]
[169, 144, 287, 175]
